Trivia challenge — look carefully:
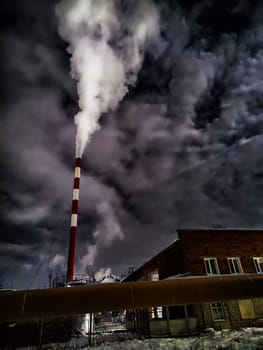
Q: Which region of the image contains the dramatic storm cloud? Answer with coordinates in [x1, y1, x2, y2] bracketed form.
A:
[1, 0, 263, 288]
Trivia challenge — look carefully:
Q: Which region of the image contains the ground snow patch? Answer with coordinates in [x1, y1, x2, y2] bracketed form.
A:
[87, 328, 263, 350]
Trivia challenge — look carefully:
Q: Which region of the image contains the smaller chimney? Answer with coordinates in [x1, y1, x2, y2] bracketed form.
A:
[67, 157, 81, 282]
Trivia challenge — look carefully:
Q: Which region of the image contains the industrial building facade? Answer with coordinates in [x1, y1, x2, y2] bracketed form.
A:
[124, 228, 263, 337]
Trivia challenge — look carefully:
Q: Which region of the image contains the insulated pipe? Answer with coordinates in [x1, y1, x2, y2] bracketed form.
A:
[67, 157, 81, 282]
[0, 274, 263, 322]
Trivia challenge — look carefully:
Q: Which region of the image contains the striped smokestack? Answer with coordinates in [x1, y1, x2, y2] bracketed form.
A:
[67, 157, 81, 282]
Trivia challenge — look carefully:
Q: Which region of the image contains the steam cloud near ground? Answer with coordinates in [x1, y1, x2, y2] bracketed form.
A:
[1, 0, 263, 287]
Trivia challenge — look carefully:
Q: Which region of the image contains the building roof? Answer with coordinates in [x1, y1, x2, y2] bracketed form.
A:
[177, 227, 263, 233]
[122, 238, 181, 282]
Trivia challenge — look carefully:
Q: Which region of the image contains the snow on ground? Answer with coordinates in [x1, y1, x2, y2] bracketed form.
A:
[87, 328, 263, 350]
[17, 328, 263, 349]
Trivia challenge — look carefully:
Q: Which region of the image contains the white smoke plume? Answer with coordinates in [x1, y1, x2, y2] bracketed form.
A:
[80, 243, 97, 271]
[79, 202, 124, 272]
[96, 202, 124, 245]
[94, 267, 112, 282]
[56, 0, 162, 157]
[48, 254, 66, 269]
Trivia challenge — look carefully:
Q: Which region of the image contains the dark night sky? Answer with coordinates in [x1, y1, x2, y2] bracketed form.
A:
[1, 0, 263, 289]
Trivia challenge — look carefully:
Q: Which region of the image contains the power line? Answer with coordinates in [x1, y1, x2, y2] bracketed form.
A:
[27, 212, 68, 289]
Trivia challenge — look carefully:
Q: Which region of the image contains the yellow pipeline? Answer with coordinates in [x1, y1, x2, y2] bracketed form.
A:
[0, 274, 262, 322]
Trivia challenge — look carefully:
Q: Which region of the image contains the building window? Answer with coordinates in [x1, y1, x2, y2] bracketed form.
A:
[253, 257, 263, 273]
[150, 306, 163, 319]
[210, 303, 226, 321]
[204, 258, 220, 275]
[148, 270, 162, 318]
[168, 305, 195, 319]
[148, 270, 159, 281]
[227, 257, 243, 274]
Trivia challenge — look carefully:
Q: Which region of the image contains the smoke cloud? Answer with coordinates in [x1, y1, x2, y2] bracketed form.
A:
[56, 0, 163, 157]
[2, 0, 263, 288]
[94, 267, 112, 282]
[79, 202, 124, 272]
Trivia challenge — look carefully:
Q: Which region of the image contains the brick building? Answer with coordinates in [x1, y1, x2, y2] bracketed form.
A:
[124, 228, 263, 337]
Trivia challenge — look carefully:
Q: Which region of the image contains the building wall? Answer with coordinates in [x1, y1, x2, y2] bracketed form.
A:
[254, 298, 263, 318]
[124, 240, 185, 282]
[178, 229, 263, 332]
[200, 303, 232, 330]
[125, 229, 263, 281]
[149, 318, 198, 337]
[124, 228, 263, 336]
[199, 298, 263, 331]
[178, 228, 263, 275]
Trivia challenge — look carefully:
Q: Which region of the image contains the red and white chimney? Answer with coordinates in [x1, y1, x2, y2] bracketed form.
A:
[67, 157, 81, 282]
